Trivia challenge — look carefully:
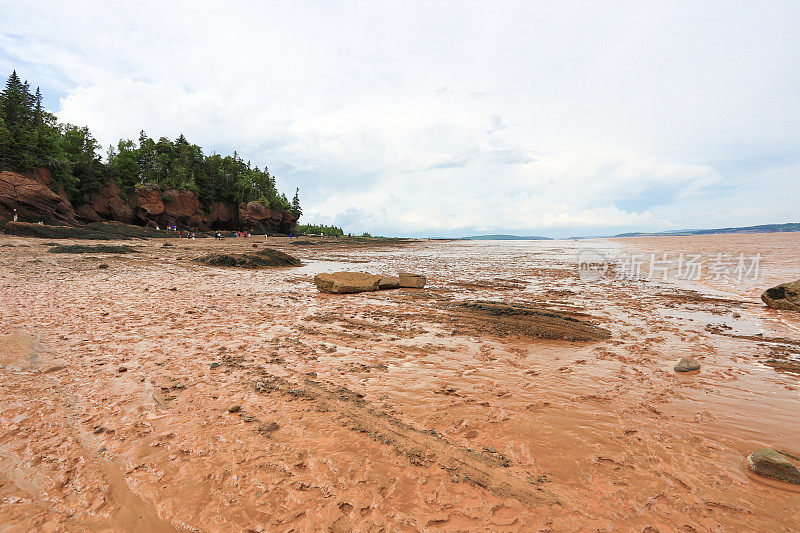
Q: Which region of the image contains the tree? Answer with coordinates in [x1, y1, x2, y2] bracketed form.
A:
[137, 130, 156, 184]
[0, 71, 35, 170]
[109, 139, 140, 190]
[291, 188, 302, 218]
[0, 70, 300, 213]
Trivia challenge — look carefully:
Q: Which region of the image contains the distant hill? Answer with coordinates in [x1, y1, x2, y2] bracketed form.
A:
[615, 222, 800, 238]
[457, 234, 552, 240]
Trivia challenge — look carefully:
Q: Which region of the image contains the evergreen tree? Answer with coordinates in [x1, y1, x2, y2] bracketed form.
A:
[291, 188, 302, 218]
[0, 70, 300, 214]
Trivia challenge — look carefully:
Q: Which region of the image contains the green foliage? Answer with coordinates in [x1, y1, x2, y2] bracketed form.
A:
[0, 70, 299, 214]
[297, 224, 344, 237]
[291, 188, 302, 218]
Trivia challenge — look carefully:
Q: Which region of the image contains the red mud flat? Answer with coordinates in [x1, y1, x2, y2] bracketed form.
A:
[1, 233, 799, 531]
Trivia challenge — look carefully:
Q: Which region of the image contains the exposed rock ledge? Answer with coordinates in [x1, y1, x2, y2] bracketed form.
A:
[0, 169, 297, 234]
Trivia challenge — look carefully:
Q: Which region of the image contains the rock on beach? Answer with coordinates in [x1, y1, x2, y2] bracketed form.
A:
[378, 276, 400, 290]
[398, 272, 426, 288]
[747, 447, 800, 484]
[761, 280, 800, 312]
[674, 357, 701, 372]
[314, 272, 382, 294]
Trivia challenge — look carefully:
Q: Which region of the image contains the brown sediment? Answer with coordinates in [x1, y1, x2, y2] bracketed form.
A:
[654, 290, 749, 306]
[250, 372, 559, 505]
[2, 232, 800, 531]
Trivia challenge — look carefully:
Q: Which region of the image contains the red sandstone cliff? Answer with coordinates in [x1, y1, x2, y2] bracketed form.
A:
[0, 170, 297, 234]
[0, 169, 76, 225]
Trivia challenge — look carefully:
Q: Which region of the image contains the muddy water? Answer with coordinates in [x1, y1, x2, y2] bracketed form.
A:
[0, 234, 799, 531]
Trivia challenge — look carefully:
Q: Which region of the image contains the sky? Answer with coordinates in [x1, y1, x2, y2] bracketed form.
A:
[1, 1, 798, 237]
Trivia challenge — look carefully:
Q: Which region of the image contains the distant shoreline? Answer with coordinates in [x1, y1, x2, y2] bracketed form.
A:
[434, 222, 800, 241]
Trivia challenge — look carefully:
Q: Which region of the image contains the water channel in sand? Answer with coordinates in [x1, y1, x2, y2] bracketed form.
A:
[0, 232, 798, 531]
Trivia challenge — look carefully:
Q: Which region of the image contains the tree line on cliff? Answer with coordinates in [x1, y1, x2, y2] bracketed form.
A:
[297, 224, 344, 237]
[0, 70, 301, 218]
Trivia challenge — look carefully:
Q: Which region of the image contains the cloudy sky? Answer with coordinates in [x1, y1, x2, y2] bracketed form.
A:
[2, 1, 798, 237]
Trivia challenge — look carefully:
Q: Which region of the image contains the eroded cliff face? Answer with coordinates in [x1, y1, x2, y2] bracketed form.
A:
[0, 170, 297, 233]
[0, 169, 76, 225]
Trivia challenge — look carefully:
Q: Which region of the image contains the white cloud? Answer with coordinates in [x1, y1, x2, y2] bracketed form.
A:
[1, 0, 798, 236]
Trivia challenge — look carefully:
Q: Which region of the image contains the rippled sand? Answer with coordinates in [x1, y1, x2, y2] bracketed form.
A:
[1, 233, 798, 531]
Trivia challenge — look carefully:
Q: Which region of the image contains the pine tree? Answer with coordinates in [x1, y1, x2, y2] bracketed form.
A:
[291, 188, 302, 218]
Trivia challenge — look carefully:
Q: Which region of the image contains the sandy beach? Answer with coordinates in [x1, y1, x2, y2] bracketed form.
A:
[1, 232, 799, 531]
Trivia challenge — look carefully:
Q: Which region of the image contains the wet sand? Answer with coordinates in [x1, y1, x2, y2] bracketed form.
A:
[1, 233, 799, 531]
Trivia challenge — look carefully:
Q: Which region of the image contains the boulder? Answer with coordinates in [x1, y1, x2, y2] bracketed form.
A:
[378, 276, 400, 290]
[747, 447, 800, 484]
[314, 272, 382, 294]
[674, 356, 701, 372]
[761, 280, 800, 312]
[0, 170, 76, 224]
[398, 272, 426, 288]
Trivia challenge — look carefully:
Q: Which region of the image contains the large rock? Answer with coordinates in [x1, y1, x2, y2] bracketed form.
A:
[162, 189, 199, 219]
[80, 180, 133, 224]
[378, 276, 400, 290]
[315, 272, 382, 294]
[129, 185, 165, 218]
[398, 272, 427, 288]
[761, 281, 800, 312]
[207, 201, 237, 228]
[747, 447, 800, 484]
[1, 169, 297, 234]
[0, 170, 76, 224]
[238, 201, 297, 233]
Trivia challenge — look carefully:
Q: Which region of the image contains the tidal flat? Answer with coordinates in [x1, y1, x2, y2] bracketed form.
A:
[1, 232, 799, 531]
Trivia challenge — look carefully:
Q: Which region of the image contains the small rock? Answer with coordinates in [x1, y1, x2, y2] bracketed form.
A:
[747, 447, 800, 484]
[242, 414, 257, 423]
[210, 362, 220, 369]
[93, 426, 106, 434]
[228, 404, 241, 413]
[43, 359, 69, 373]
[674, 357, 700, 372]
[117, 366, 128, 373]
[256, 422, 280, 435]
[464, 430, 478, 439]
[98, 264, 109, 269]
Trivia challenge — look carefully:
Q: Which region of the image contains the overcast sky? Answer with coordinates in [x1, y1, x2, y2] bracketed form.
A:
[1, 1, 798, 237]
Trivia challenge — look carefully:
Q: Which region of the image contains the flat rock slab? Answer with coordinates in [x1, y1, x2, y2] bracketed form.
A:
[761, 280, 800, 312]
[399, 272, 426, 288]
[315, 272, 382, 294]
[378, 276, 400, 290]
[747, 447, 800, 484]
